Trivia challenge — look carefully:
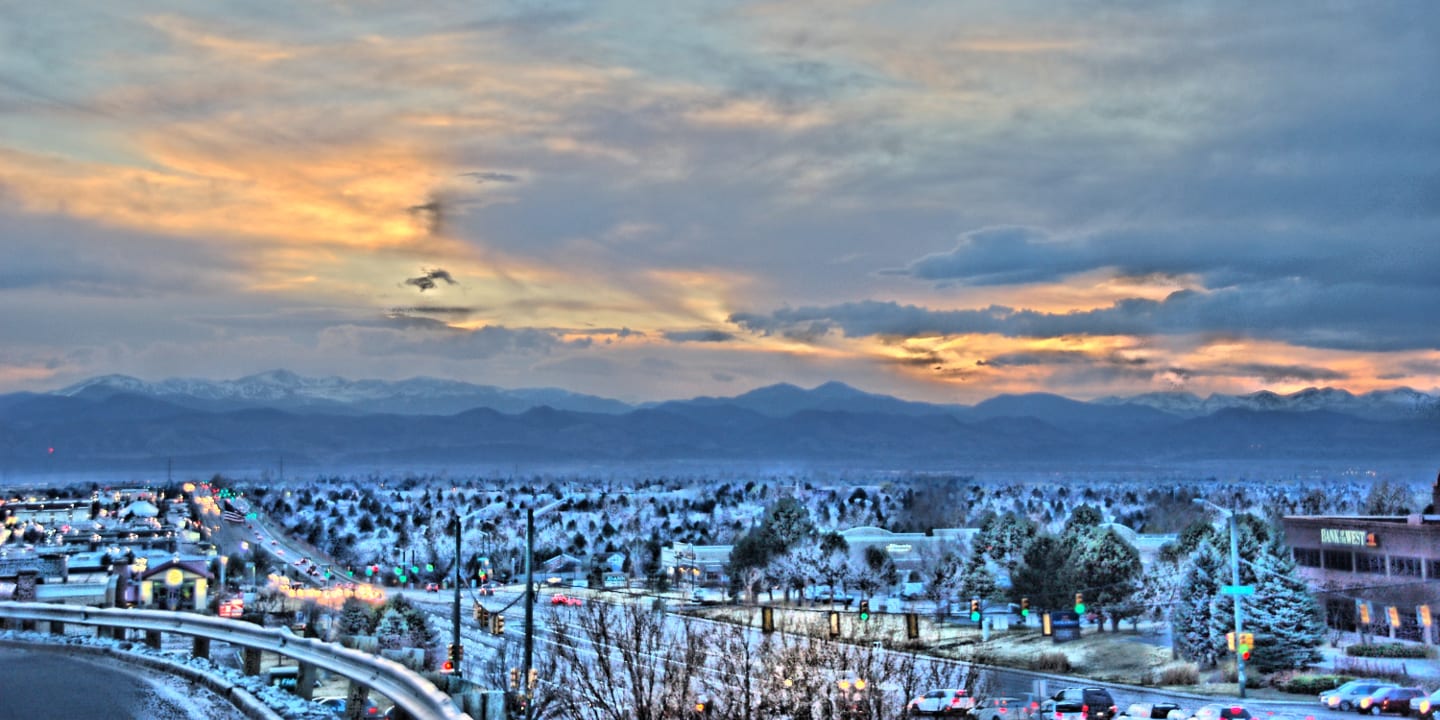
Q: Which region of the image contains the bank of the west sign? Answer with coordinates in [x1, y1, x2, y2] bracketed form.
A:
[1321, 528, 1378, 547]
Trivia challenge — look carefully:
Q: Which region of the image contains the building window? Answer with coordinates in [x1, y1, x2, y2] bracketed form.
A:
[1323, 550, 1354, 572]
[1391, 556, 1423, 578]
[1428, 559, 1440, 580]
[1292, 548, 1322, 567]
[1355, 552, 1386, 574]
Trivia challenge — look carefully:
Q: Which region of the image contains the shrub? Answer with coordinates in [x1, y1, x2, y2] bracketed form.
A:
[1346, 643, 1433, 659]
[1156, 664, 1200, 686]
[1031, 651, 1072, 673]
[1276, 673, 1354, 694]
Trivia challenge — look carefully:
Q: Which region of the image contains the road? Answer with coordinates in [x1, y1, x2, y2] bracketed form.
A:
[0, 644, 250, 720]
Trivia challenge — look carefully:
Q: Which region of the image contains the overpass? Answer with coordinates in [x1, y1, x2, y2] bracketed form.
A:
[0, 601, 477, 720]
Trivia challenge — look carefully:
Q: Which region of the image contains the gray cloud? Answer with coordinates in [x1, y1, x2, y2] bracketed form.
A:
[732, 279, 1440, 352]
[320, 323, 577, 360]
[459, 171, 520, 184]
[403, 268, 457, 292]
[662, 329, 737, 343]
[388, 306, 476, 316]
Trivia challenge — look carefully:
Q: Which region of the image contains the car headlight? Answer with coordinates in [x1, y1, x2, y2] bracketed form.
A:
[1421, 701, 1431, 714]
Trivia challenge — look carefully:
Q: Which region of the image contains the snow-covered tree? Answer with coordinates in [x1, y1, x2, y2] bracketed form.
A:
[958, 552, 997, 602]
[375, 608, 409, 650]
[1172, 539, 1225, 667]
[1238, 536, 1325, 672]
[1072, 526, 1143, 631]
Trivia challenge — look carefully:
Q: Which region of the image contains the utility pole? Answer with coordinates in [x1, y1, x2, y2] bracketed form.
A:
[452, 515, 462, 678]
[523, 506, 535, 720]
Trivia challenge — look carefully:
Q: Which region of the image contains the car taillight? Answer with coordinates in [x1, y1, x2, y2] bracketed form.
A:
[1083, 704, 1090, 718]
[1231, 708, 1243, 716]
[1000, 709, 1008, 714]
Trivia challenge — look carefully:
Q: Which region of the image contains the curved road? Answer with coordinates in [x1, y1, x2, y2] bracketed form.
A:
[0, 644, 250, 720]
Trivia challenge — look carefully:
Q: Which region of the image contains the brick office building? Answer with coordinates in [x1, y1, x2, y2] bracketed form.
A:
[1282, 472, 1440, 640]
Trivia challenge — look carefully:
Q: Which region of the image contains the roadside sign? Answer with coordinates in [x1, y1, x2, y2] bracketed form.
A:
[1220, 585, 1255, 595]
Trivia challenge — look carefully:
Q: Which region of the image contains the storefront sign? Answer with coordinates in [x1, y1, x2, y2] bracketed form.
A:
[1320, 528, 1378, 547]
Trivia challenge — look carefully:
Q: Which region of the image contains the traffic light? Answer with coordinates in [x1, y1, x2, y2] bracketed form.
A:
[828, 610, 841, 638]
[1226, 632, 1236, 651]
[1074, 592, 1085, 614]
[762, 606, 775, 634]
[527, 668, 539, 690]
[906, 612, 920, 640]
[859, 599, 870, 621]
[1240, 648, 1252, 662]
[492, 613, 505, 635]
[970, 597, 981, 621]
[1021, 597, 1030, 617]
[509, 668, 519, 689]
[442, 643, 459, 673]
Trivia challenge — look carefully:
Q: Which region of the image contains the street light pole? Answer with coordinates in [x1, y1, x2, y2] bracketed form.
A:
[1195, 498, 1246, 698]
[523, 505, 535, 720]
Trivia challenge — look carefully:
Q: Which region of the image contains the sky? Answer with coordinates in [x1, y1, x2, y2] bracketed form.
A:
[2, 1, 1438, 404]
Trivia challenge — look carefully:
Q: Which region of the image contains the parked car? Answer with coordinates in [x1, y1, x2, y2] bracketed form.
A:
[1326, 684, 1400, 712]
[550, 594, 583, 606]
[1409, 689, 1440, 719]
[424, 582, 440, 593]
[972, 696, 1037, 720]
[1042, 688, 1118, 720]
[1124, 703, 1184, 720]
[691, 588, 722, 605]
[1359, 687, 1425, 715]
[1324, 682, 1389, 710]
[900, 582, 926, 600]
[907, 688, 976, 716]
[1189, 705, 1251, 720]
[316, 696, 381, 716]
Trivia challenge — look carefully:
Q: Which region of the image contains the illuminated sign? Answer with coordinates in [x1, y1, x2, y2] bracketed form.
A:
[885, 544, 913, 554]
[1320, 528, 1378, 547]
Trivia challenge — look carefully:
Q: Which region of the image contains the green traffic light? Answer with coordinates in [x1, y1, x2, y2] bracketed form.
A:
[1074, 603, 1086, 614]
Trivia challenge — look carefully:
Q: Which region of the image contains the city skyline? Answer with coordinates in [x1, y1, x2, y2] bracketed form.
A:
[3, 2, 1438, 405]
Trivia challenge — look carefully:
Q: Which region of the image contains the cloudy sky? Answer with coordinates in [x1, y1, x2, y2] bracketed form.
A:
[2, 1, 1437, 404]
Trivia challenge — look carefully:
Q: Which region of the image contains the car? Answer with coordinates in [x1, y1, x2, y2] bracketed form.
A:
[1125, 703, 1185, 720]
[425, 583, 440, 593]
[315, 696, 381, 716]
[1189, 704, 1251, 720]
[691, 588, 723, 605]
[1410, 689, 1440, 719]
[972, 696, 1038, 720]
[908, 688, 976, 716]
[550, 594, 582, 606]
[1359, 687, 1425, 715]
[1327, 684, 1400, 712]
[1043, 688, 1118, 720]
[477, 581, 499, 596]
[1325, 682, 1389, 710]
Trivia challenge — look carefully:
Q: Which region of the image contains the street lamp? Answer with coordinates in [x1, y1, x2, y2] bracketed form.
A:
[1193, 498, 1247, 698]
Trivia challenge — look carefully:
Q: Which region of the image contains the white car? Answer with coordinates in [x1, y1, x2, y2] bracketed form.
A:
[907, 688, 975, 716]
[972, 697, 1036, 720]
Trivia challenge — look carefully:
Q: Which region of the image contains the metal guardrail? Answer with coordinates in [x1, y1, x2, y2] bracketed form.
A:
[0, 601, 472, 720]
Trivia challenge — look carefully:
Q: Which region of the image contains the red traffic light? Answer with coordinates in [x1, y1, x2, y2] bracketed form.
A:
[441, 660, 454, 673]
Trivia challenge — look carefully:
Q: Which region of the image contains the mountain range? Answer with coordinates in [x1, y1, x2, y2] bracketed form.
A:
[2, 371, 1437, 472]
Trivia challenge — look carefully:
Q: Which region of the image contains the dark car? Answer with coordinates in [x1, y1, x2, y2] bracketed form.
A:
[1360, 687, 1426, 716]
[1043, 688, 1118, 720]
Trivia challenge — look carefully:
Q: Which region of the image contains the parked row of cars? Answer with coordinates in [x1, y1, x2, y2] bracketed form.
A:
[904, 686, 1264, 720]
[1320, 680, 1440, 717]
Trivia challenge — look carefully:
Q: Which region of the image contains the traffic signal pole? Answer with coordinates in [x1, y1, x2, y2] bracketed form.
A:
[1227, 510, 1247, 699]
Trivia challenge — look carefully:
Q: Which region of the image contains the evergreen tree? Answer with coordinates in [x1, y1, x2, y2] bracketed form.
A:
[958, 552, 997, 602]
[1010, 534, 1072, 611]
[1073, 526, 1143, 631]
[1172, 539, 1225, 667]
[1244, 536, 1325, 672]
[337, 597, 374, 636]
[375, 608, 409, 650]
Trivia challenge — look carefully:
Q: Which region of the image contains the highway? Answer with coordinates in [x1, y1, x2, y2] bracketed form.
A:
[0, 644, 250, 720]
